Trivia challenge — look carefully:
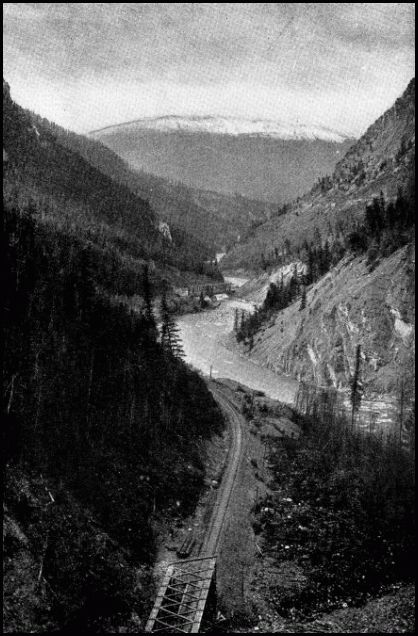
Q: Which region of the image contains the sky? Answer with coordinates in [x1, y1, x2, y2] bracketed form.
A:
[3, 3, 415, 136]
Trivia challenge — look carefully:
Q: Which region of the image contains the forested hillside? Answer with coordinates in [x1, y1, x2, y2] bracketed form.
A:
[3, 81, 226, 631]
[222, 78, 415, 273]
[27, 111, 273, 253]
[3, 79, 216, 285]
[3, 196, 224, 632]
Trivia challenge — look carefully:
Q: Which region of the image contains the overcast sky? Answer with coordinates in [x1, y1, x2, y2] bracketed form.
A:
[3, 3, 415, 135]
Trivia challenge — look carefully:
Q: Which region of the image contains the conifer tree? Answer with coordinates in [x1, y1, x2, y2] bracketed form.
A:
[160, 289, 185, 359]
[277, 274, 284, 309]
[322, 240, 331, 273]
[264, 282, 277, 311]
[307, 245, 314, 285]
[290, 265, 299, 300]
[142, 263, 154, 323]
[299, 287, 307, 311]
[350, 344, 362, 428]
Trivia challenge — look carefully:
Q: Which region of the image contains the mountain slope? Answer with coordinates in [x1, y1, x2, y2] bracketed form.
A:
[3, 79, 215, 284]
[4, 80, 226, 630]
[4, 190, 224, 632]
[90, 116, 354, 203]
[29, 112, 273, 252]
[133, 179, 274, 253]
[243, 245, 415, 396]
[222, 78, 415, 273]
[231, 79, 415, 401]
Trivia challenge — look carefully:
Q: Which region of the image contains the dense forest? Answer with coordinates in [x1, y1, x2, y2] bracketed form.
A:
[3, 197, 224, 629]
[3, 78, 227, 630]
[27, 110, 273, 255]
[3, 79, 219, 284]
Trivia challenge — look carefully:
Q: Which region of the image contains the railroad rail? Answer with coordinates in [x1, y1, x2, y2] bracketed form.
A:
[200, 384, 243, 556]
[145, 383, 245, 633]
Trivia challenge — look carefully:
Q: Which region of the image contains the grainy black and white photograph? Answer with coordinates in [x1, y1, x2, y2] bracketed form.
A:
[3, 3, 415, 633]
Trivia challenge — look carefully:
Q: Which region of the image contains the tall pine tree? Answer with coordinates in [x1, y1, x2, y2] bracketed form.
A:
[142, 263, 154, 323]
[299, 286, 307, 311]
[160, 289, 185, 360]
[350, 344, 362, 428]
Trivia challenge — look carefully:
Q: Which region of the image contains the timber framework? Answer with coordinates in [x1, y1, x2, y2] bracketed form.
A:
[145, 556, 217, 633]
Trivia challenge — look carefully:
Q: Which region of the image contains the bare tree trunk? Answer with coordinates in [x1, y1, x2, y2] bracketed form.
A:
[129, 394, 136, 447]
[86, 349, 95, 434]
[399, 379, 405, 447]
[7, 374, 18, 414]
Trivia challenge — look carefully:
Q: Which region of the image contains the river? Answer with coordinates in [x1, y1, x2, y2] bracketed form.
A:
[177, 295, 400, 430]
[177, 298, 298, 404]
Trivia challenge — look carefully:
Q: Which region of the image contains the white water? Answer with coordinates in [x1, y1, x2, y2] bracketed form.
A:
[177, 299, 298, 404]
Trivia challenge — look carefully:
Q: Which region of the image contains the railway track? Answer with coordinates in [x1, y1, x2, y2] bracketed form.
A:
[145, 380, 246, 632]
[200, 382, 245, 556]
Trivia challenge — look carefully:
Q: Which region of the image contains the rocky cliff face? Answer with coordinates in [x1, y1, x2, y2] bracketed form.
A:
[226, 80, 415, 404]
[245, 243, 415, 397]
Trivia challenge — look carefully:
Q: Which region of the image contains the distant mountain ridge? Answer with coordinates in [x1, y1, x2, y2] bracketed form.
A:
[90, 116, 354, 203]
[91, 114, 352, 143]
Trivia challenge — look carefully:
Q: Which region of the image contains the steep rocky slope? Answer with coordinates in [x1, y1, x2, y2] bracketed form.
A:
[222, 78, 415, 273]
[241, 244, 415, 397]
[222, 80, 415, 403]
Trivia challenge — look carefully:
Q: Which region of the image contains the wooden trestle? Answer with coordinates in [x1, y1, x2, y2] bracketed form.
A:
[145, 556, 216, 633]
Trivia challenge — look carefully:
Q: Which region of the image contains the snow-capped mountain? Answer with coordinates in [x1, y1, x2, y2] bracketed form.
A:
[90, 115, 355, 203]
[91, 115, 351, 143]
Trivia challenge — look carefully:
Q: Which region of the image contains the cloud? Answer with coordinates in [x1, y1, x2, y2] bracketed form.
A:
[3, 3, 415, 133]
